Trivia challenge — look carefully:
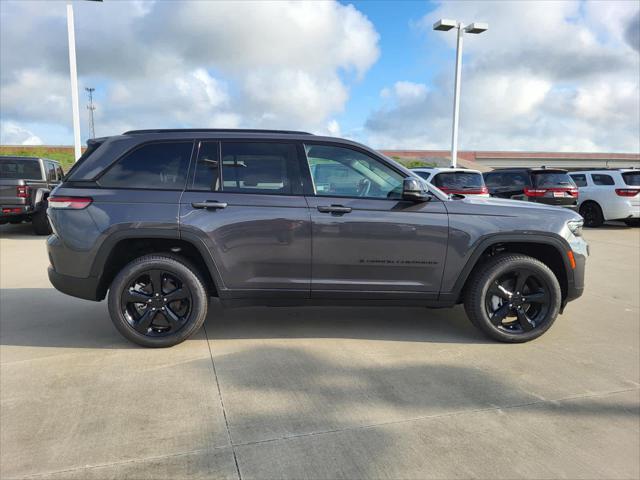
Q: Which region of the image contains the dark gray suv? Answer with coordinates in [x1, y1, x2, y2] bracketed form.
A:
[47, 129, 587, 347]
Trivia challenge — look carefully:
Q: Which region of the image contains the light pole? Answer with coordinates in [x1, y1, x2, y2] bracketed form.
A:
[66, 3, 81, 161]
[66, 1, 102, 161]
[433, 19, 488, 167]
[85, 87, 96, 139]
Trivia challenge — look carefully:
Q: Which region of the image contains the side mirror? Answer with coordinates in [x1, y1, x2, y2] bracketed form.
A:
[402, 177, 431, 202]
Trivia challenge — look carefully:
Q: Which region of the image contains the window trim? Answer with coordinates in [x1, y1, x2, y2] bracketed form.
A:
[300, 141, 411, 201]
[94, 140, 196, 192]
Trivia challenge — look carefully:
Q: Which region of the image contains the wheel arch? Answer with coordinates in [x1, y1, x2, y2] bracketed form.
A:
[91, 230, 221, 300]
[447, 234, 574, 306]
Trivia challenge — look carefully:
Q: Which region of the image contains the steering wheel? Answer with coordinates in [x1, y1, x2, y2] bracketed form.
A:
[357, 178, 372, 197]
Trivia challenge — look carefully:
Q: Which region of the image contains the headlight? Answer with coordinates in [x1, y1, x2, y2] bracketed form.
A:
[567, 219, 583, 237]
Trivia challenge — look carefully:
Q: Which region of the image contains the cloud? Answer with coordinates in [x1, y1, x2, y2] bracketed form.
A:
[366, 1, 640, 152]
[0, 0, 379, 140]
[0, 122, 43, 145]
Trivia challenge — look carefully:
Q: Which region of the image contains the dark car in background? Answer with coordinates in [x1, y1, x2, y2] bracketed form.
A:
[483, 167, 578, 210]
[411, 167, 489, 196]
[0, 156, 62, 234]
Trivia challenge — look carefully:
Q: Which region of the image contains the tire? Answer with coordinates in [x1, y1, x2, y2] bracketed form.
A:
[579, 201, 604, 228]
[32, 205, 51, 235]
[107, 254, 208, 348]
[463, 254, 562, 343]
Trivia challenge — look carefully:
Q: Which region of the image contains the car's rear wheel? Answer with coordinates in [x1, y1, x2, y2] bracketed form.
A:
[464, 254, 561, 343]
[107, 255, 208, 347]
[32, 204, 51, 235]
[579, 201, 604, 228]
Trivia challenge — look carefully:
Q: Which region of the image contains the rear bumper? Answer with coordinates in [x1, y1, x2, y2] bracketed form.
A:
[1, 204, 32, 218]
[48, 266, 102, 302]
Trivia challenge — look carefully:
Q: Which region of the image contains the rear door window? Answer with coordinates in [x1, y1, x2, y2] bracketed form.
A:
[0, 158, 42, 180]
[532, 171, 575, 188]
[221, 142, 300, 195]
[191, 141, 220, 191]
[569, 174, 587, 187]
[433, 172, 483, 190]
[622, 171, 640, 186]
[591, 174, 615, 186]
[98, 142, 193, 190]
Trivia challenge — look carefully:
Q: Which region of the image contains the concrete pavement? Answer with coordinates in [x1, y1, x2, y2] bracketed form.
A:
[1, 222, 639, 479]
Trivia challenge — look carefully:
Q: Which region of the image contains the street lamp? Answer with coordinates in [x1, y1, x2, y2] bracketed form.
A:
[66, 1, 102, 161]
[433, 19, 488, 167]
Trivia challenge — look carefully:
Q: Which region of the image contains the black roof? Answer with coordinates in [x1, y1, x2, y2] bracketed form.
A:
[123, 128, 313, 136]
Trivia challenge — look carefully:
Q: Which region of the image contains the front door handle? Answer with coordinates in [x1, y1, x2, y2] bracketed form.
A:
[191, 201, 228, 210]
[317, 205, 352, 214]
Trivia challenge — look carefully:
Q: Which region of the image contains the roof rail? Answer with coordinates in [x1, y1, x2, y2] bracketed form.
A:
[123, 128, 313, 135]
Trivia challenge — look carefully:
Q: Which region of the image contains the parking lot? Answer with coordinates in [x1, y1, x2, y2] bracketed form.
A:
[1, 222, 638, 479]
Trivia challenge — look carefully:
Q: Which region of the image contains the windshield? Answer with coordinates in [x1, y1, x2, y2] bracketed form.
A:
[532, 171, 575, 188]
[0, 158, 42, 180]
[433, 172, 484, 189]
[622, 172, 640, 186]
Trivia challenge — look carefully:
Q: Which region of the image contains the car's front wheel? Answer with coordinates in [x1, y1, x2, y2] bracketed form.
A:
[108, 254, 208, 347]
[464, 254, 562, 343]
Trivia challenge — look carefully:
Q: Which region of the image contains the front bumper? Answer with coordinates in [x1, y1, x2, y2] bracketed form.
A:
[563, 235, 588, 308]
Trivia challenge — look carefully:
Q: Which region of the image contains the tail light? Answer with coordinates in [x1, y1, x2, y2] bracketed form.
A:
[16, 185, 30, 198]
[615, 189, 640, 197]
[48, 196, 92, 209]
[524, 187, 578, 198]
[524, 187, 546, 197]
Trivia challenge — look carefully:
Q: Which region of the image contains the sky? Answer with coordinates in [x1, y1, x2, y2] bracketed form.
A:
[0, 0, 639, 152]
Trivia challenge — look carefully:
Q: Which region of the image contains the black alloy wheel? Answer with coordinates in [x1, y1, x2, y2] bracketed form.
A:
[108, 255, 208, 347]
[484, 268, 550, 334]
[464, 254, 561, 343]
[121, 269, 192, 337]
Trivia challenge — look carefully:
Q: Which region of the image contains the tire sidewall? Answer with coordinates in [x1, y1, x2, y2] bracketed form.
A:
[467, 256, 561, 343]
[108, 255, 208, 348]
[580, 202, 603, 228]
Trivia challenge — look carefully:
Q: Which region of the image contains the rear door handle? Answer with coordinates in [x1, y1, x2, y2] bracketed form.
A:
[191, 201, 228, 210]
[317, 205, 352, 214]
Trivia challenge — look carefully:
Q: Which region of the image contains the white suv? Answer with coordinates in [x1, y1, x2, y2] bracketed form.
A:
[411, 167, 489, 196]
[569, 169, 640, 227]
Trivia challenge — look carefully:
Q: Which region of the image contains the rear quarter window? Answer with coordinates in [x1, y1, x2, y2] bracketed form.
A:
[98, 141, 193, 190]
[591, 174, 615, 186]
[0, 158, 42, 180]
[622, 172, 640, 186]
